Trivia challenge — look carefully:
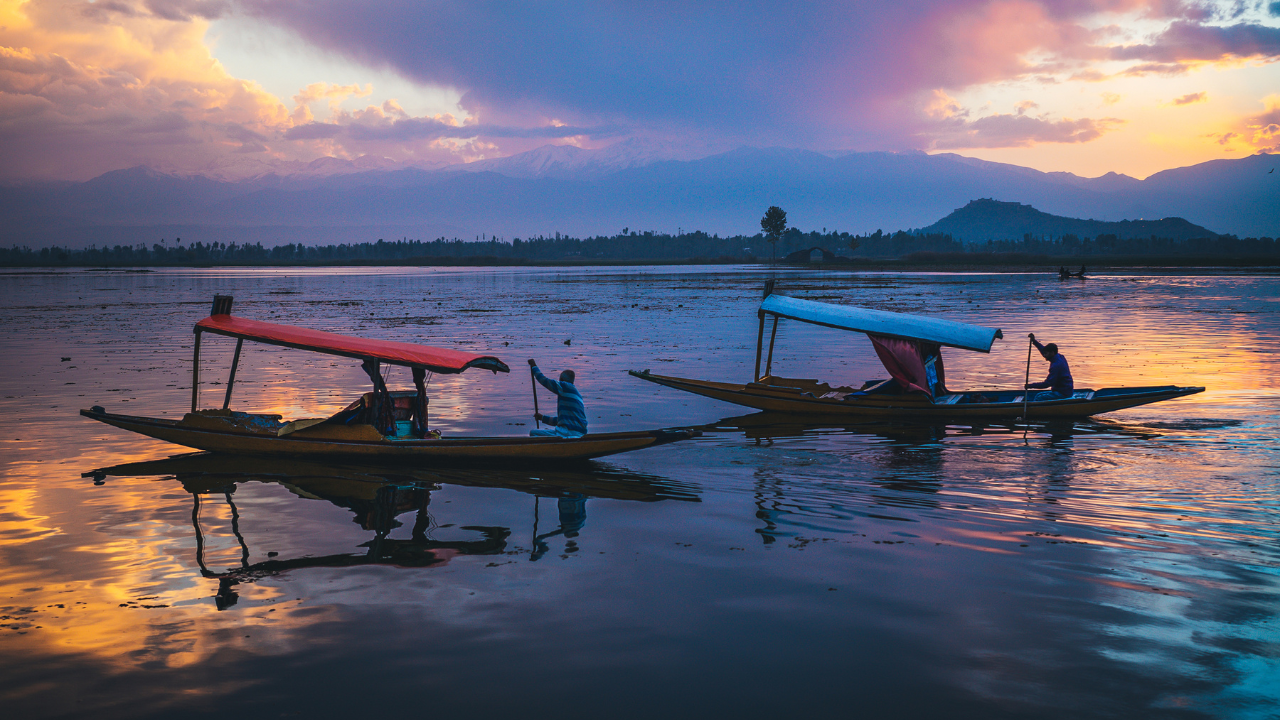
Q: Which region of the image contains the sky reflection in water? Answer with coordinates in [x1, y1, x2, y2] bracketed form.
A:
[0, 267, 1277, 719]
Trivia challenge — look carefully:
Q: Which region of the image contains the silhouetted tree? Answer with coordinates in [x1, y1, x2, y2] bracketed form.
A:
[761, 206, 787, 264]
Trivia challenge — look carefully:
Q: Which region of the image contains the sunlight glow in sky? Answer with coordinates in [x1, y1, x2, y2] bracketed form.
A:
[0, 0, 1277, 181]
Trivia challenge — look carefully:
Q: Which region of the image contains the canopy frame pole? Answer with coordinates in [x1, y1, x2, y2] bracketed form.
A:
[764, 316, 780, 379]
[753, 311, 767, 381]
[191, 329, 202, 414]
[222, 338, 243, 410]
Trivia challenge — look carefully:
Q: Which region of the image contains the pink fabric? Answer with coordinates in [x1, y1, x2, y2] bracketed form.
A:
[195, 315, 507, 374]
[868, 334, 932, 396]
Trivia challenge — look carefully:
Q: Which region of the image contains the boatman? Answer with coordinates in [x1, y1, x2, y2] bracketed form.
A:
[528, 359, 588, 438]
[1026, 333, 1074, 400]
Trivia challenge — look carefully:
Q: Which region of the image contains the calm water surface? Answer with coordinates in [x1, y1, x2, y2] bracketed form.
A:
[1, 267, 1278, 719]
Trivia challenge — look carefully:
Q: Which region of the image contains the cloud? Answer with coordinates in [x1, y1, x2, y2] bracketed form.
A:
[3, 0, 1280, 180]
[231, 1, 1279, 148]
[346, 118, 617, 142]
[142, 0, 231, 22]
[1202, 95, 1280, 153]
[0, 0, 615, 179]
[1172, 91, 1207, 105]
[1110, 20, 1280, 64]
[0, 6, 291, 180]
[281, 122, 341, 140]
[1244, 94, 1280, 149]
[932, 112, 1125, 149]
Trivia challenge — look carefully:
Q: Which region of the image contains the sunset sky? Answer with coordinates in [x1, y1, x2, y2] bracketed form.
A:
[1, 0, 1278, 182]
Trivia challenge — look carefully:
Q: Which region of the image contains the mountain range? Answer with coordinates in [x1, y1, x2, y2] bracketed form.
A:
[1, 143, 1276, 249]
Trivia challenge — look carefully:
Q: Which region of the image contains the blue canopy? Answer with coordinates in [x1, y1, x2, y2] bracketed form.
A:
[760, 295, 1003, 353]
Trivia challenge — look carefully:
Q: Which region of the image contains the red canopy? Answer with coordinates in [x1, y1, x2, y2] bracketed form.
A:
[195, 315, 509, 374]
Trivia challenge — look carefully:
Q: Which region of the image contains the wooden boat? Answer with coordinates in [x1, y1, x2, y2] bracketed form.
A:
[82, 295, 698, 463]
[630, 283, 1203, 421]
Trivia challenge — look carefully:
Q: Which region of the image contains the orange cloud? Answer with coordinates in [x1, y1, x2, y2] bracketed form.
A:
[1204, 95, 1280, 154]
[1172, 91, 1207, 105]
[0, 0, 512, 179]
[0, 0, 291, 179]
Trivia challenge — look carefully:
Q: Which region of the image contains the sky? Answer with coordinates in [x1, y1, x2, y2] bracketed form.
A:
[0, 0, 1278, 182]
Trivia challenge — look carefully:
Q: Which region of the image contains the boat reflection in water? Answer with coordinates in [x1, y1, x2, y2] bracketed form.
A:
[705, 411, 1168, 544]
[83, 454, 699, 609]
[704, 410, 1164, 445]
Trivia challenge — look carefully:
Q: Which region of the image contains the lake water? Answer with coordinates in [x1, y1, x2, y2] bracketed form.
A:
[1, 266, 1278, 719]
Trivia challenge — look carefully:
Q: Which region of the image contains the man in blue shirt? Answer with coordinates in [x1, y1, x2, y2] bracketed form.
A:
[528, 358, 588, 438]
[1026, 333, 1074, 400]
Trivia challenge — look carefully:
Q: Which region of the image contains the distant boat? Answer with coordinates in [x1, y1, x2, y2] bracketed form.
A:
[82, 295, 698, 463]
[630, 284, 1203, 421]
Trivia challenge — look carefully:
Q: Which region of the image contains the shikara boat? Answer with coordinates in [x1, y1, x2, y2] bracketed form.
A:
[631, 284, 1203, 421]
[82, 295, 698, 463]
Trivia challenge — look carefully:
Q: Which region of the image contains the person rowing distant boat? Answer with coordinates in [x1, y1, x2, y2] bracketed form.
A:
[528, 359, 588, 438]
[1026, 333, 1074, 400]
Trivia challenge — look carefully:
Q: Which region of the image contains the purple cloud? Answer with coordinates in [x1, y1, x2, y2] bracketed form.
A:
[345, 118, 619, 142]
[237, 0, 1274, 151]
[282, 122, 343, 140]
[1172, 91, 1207, 105]
[1111, 21, 1280, 63]
[6, 0, 1280, 181]
[933, 113, 1125, 149]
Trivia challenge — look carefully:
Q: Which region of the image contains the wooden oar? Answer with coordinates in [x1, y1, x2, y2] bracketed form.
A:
[1023, 335, 1033, 441]
[530, 364, 541, 428]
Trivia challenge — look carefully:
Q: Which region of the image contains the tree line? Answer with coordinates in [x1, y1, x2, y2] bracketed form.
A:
[2, 228, 1277, 267]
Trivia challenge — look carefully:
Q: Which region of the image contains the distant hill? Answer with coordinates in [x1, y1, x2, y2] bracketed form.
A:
[920, 199, 1219, 242]
[0, 146, 1275, 249]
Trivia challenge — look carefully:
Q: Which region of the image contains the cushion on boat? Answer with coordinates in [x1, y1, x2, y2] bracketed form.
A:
[182, 410, 283, 435]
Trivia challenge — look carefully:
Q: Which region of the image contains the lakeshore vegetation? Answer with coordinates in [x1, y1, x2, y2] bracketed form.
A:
[3, 227, 1278, 268]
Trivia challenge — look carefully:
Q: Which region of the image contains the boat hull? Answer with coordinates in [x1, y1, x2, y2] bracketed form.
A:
[81, 408, 698, 463]
[629, 371, 1204, 420]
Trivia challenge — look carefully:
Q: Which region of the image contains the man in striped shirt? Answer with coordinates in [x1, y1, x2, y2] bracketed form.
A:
[528, 359, 588, 438]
